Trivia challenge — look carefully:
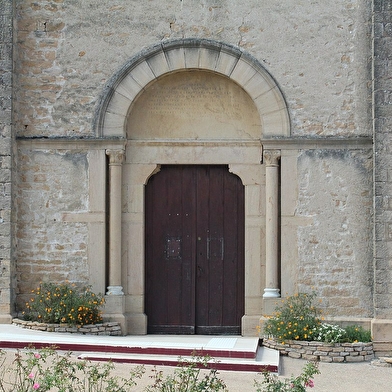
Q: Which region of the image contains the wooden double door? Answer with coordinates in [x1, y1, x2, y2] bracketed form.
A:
[145, 165, 244, 334]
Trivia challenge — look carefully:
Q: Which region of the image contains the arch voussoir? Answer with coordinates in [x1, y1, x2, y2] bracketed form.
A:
[96, 38, 290, 139]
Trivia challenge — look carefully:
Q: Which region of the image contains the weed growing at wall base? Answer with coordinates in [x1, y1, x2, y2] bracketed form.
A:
[23, 282, 105, 325]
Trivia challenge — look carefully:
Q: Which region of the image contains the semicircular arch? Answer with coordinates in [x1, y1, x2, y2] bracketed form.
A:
[94, 39, 290, 139]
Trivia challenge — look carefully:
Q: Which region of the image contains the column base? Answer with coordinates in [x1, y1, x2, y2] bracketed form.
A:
[0, 314, 12, 324]
[125, 313, 148, 335]
[106, 286, 124, 295]
[263, 288, 280, 298]
[103, 294, 126, 335]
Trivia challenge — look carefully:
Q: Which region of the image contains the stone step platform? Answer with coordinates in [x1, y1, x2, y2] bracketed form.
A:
[0, 325, 279, 373]
[79, 345, 279, 373]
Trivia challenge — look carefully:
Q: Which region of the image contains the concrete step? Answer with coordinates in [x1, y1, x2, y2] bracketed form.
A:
[0, 325, 279, 373]
[79, 345, 279, 373]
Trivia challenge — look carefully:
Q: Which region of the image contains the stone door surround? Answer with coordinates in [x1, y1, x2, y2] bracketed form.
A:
[93, 39, 290, 335]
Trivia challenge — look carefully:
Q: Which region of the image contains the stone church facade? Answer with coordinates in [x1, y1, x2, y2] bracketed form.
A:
[0, 0, 391, 352]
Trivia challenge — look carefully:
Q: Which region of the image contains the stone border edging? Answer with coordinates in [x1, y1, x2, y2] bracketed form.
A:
[12, 318, 122, 336]
[262, 338, 374, 362]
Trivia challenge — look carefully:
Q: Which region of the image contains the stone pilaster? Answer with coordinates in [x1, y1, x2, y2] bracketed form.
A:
[263, 149, 281, 299]
[0, 0, 13, 323]
[372, 0, 392, 349]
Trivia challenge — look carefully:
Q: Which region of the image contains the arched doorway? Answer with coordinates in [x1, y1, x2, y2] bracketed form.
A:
[145, 165, 244, 334]
[95, 39, 290, 335]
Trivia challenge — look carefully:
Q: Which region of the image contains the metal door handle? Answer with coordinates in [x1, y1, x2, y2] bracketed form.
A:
[197, 265, 203, 277]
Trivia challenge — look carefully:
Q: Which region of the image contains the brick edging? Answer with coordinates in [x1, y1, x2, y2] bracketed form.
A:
[262, 338, 374, 363]
[12, 318, 122, 336]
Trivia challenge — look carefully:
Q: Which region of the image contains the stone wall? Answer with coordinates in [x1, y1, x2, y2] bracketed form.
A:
[12, 318, 122, 336]
[263, 338, 374, 363]
[5, 0, 377, 333]
[14, 148, 90, 309]
[373, 0, 392, 320]
[13, 0, 371, 139]
[0, 0, 12, 322]
[296, 149, 373, 318]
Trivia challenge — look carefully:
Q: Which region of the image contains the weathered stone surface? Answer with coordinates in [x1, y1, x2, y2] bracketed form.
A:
[0, 0, 389, 341]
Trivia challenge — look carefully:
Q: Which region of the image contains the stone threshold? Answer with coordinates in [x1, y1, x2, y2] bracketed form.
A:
[262, 338, 374, 363]
[12, 318, 122, 336]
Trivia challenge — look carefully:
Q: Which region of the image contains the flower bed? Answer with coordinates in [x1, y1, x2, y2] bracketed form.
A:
[263, 338, 374, 363]
[12, 318, 122, 336]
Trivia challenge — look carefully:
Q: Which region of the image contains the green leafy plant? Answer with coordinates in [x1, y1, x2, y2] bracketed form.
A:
[342, 325, 372, 343]
[263, 293, 372, 344]
[24, 282, 105, 325]
[312, 323, 372, 343]
[144, 354, 228, 392]
[0, 347, 144, 392]
[254, 361, 320, 392]
[263, 292, 321, 342]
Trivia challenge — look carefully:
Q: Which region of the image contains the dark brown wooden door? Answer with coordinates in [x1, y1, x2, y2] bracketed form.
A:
[145, 165, 244, 334]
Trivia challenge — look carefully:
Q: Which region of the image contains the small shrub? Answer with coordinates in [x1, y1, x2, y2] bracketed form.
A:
[144, 354, 228, 392]
[263, 292, 372, 344]
[24, 282, 105, 325]
[312, 323, 346, 343]
[312, 323, 372, 343]
[254, 361, 320, 392]
[263, 292, 321, 342]
[342, 325, 372, 343]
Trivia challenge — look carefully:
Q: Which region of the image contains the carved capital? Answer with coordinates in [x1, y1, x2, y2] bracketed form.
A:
[263, 149, 281, 167]
[106, 149, 125, 165]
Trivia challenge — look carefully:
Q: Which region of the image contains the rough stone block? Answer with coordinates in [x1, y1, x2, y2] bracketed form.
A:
[346, 355, 365, 363]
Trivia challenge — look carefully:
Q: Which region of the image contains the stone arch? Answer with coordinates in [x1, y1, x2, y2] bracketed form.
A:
[99, 39, 290, 335]
[94, 39, 290, 138]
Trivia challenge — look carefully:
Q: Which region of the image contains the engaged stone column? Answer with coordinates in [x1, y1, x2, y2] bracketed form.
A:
[263, 149, 281, 298]
[106, 149, 125, 296]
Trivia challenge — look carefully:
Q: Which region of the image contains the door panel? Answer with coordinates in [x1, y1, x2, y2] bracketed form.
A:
[145, 165, 244, 334]
[145, 166, 196, 333]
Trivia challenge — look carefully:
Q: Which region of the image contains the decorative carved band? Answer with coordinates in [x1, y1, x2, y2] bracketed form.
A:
[263, 149, 281, 167]
[106, 149, 125, 165]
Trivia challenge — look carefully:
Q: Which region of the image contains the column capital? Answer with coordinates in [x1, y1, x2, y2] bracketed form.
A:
[263, 149, 281, 167]
[106, 149, 125, 165]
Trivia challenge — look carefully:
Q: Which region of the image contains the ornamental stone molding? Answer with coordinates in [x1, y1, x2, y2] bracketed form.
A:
[106, 149, 125, 165]
[263, 149, 281, 167]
